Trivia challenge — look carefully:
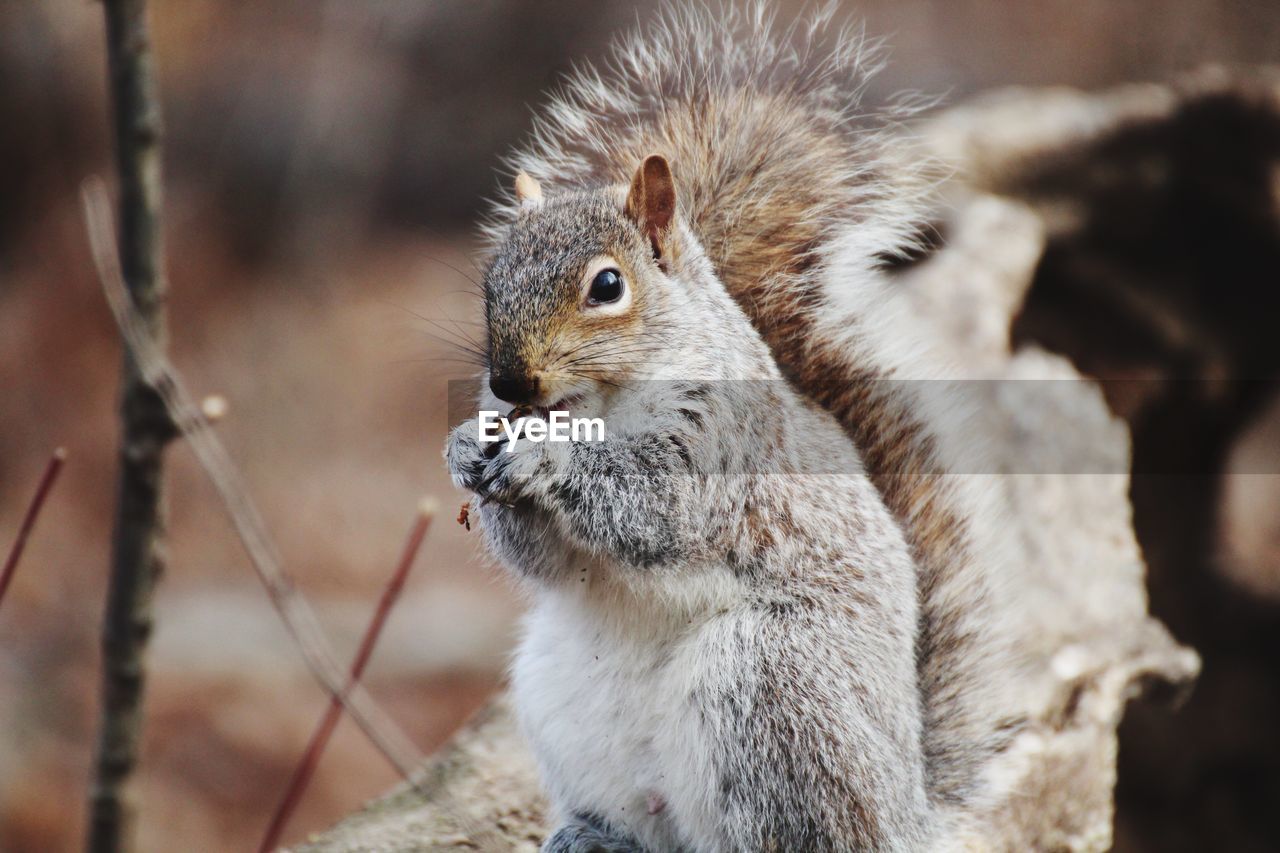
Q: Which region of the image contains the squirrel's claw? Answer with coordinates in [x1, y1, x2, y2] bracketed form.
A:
[483, 435, 509, 460]
[475, 467, 515, 508]
[476, 488, 515, 510]
[476, 438, 548, 509]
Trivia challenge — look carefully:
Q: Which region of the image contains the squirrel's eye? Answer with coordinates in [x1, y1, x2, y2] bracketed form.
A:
[586, 268, 624, 305]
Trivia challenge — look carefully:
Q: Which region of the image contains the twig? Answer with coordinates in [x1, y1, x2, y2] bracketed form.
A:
[259, 500, 436, 853]
[0, 448, 67, 612]
[88, 2, 174, 849]
[82, 177, 431, 784]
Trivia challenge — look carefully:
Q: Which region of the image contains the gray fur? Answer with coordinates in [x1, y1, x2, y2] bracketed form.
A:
[543, 814, 647, 853]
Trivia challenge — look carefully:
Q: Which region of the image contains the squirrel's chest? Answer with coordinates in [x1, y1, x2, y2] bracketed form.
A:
[511, 593, 731, 848]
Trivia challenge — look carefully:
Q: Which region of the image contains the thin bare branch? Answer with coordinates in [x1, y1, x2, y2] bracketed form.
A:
[0, 448, 67, 611]
[82, 177, 432, 786]
[88, 2, 174, 849]
[259, 500, 436, 853]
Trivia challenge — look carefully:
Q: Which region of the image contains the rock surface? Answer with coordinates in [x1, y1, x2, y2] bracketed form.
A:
[296, 697, 546, 852]
[295, 76, 1236, 852]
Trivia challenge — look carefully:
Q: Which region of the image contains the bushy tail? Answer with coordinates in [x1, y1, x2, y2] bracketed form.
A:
[495, 2, 1017, 809]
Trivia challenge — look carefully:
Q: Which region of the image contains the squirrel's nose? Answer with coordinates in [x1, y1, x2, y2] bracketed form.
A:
[489, 373, 541, 406]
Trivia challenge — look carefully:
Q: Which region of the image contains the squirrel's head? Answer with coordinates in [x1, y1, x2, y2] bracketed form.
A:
[482, 154, 695, 412]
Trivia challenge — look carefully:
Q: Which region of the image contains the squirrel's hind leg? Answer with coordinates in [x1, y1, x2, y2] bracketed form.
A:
[541, 813, 648, 853]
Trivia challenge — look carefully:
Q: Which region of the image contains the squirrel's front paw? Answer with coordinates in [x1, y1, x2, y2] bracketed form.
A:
[475, 437, 553, 507]
[541, 815, 644, 853]
[445, 419, 492, 492]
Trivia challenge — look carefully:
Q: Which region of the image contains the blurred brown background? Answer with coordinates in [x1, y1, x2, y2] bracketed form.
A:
[1, 1, 1278, 851]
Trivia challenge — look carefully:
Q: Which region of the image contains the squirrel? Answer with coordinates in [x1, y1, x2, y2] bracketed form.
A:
[446, 5, 1022, 851]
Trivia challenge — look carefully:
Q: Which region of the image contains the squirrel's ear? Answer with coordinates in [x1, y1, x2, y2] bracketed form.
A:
[514, 172, 543, 206]
[625, 154, 676, 260]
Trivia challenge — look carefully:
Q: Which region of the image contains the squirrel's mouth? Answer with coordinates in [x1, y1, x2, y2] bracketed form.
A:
[529, 393, 585, 420]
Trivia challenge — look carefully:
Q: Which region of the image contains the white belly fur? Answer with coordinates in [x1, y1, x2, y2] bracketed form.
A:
[510, 570, 748, 851]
